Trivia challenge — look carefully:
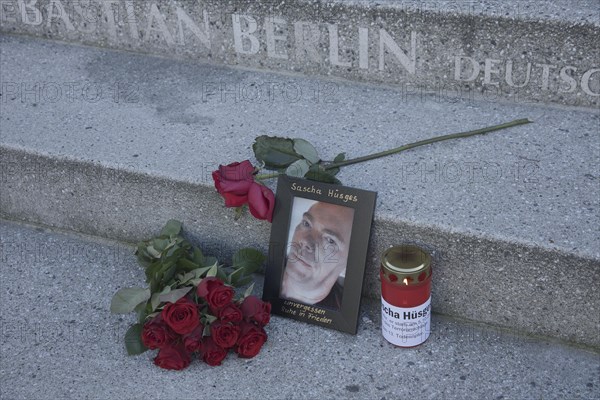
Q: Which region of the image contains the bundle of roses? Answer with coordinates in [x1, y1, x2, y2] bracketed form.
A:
[111, 220, 270, 370]
[143, 277, 270, 370]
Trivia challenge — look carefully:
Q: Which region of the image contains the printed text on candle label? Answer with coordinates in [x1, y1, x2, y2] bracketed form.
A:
[382, 297, 431, 347]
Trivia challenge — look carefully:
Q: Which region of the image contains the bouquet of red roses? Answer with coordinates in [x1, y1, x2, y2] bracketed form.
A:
[144, 278, 270, 369]
[111, 220, 271, 370]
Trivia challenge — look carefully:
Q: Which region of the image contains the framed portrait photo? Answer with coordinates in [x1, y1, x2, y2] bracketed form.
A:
[262, 175, 377, 334]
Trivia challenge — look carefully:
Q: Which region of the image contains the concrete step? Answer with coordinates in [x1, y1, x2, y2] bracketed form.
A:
[1, 219, 599, 400]
[0, 0, 598, 108]
[1, 35, 599, 347]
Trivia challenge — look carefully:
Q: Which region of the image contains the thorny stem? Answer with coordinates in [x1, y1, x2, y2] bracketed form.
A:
[254, 119, 532, 180]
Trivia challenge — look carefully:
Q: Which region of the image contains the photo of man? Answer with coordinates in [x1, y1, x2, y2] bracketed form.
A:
[280, 198, 355, 310]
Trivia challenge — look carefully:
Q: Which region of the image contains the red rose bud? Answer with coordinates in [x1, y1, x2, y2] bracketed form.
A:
[142, 315, 177, 349]
[197, 277, 235, 311]
[199, 337, 228, 367]
[182, 323, 205, 353]
[247, 183, 275, 222]
[218, 160, 255, 181]
[212, 160, 255, 208]
[210, 320, 241, 349]
[217, 303, 243, 323]
[236, 321, 268, 359]
[161, 297, 200, 335]
[196, 277, 222, 298]
[240, 296, 272, 327]
[153, 344, 192, 371]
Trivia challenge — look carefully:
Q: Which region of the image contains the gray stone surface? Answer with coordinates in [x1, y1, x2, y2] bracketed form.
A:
[0, 0, 598, 107]
[1, 220, 599, 400]
[1, 35, 599, 346]
[331, 0, 600, 25]
[1, 35, 598, 258]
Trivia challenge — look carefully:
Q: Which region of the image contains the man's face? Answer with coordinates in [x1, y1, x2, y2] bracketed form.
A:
[286, 202, 354, 291]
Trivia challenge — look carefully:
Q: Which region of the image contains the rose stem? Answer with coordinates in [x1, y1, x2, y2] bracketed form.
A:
[325, 118, 532, 169]
[254, 118, 532, 180]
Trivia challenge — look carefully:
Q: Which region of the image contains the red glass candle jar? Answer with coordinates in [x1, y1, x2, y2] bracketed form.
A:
[380, 245, 432, 347]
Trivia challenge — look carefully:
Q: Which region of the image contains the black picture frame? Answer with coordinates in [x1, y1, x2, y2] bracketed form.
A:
[262, 175, 377, 334]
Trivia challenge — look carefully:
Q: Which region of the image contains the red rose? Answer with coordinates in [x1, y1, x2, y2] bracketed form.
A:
[197, 277, 234, 311]
[240, 296, 271, 327]
[218, 303, 243, 323]
[247, 183, 275, 222]
[153, 343, 191, 371]
[199, 337, 228, 366]
[141, 315, 177, 349]
[161, 297, 200, 335]
[212, 160, 255, 207]
[236, 321, 267, 358]
[210, 321, 241, 349]
[182, 323, 204, 353]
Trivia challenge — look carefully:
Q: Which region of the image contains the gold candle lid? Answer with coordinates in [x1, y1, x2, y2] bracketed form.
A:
[381, 245, 432, 285]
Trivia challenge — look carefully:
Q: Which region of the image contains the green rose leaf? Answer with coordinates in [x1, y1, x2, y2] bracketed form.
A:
[146, 312, 159, 320]
[192, 247, 204, 265]
[135, 244, 152, 267]
[216, 267, 227, 281]
[285, 159, 311, 177]
[227, 266, 245, 286]
[334, 152, 346, 163]
[146, 246, 161, 259]
[236, 276, 255, 287]
[156, 258, 177, 286]
[157, 286, 192, 305]
[145, 261, 162, 284]
[244, 282, 256, 298]
[150, 286, 171, 311]
[177, 272, 194, 285]
[327, 153, 346, 176]
[253, 135, 302, 169]
[189, 278, 202, 286]
[206, 262, 219, 278]
[134, 301, 150, 323]
[178, 266, 211, 286]
[328, 167, 341, 176]
[194, 266, 212, 279]
[203, 325, 211, 336]
[293, 139, 320, 164]
[111, 287, 151, 314]
[177, 257, 199, 273]
[164, 244, 181, 258]
[304, 164, 342, 184]
[160, 220, 182, 237]
[232, 248, 266, 276]
[202, 256, 218, 268]
[152, 239, 169, 252]
[124, 323, 148, 355]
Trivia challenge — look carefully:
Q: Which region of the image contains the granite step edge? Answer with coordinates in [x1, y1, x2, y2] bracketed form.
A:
[2, 144, 599, 348]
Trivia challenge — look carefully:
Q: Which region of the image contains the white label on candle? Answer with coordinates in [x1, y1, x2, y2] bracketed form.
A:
[381, 296, 431, 347]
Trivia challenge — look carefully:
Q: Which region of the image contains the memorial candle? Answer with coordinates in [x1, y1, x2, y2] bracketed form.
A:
[380, 245, 432, 347]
